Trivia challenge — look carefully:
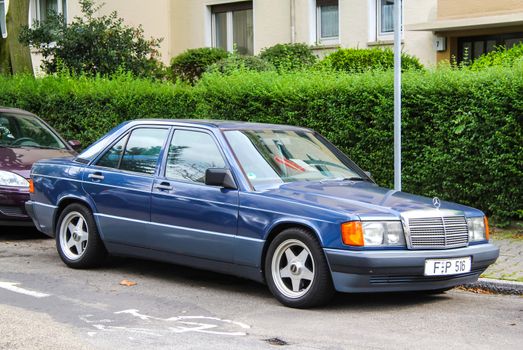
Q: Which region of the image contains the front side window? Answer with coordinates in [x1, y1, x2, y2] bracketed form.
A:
[97, 134, 128, 169]
[0, 0, 7, 38]
[316, 0, 339, 44]
[377, 0, 400, 36]
[225, 129, 363, 190]
[166, 130, 226, 183]
[96, 128, 169, 175]
[0, 113, 67, 149]
[211, 1, 253, 55]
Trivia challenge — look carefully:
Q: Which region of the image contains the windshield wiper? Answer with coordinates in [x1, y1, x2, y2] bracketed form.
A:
[342, 177, 371, 182]
[322, 177, 371, 183]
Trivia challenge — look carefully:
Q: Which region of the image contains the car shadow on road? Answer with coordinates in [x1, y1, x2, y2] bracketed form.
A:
[107, 256, 271, 295]
[105, 256, 451, 310]
[0, 226, 50, 241]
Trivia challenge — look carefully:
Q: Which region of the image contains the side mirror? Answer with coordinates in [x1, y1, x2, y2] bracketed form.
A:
[68, 140, 82, 150]
[364, 171, 374, 181]
[205, 168, 237, 190]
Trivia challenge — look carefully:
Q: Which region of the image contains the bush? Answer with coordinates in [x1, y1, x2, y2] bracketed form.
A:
[259, 43, 317, 72]
[321, 47, 423, 73]
[0, 66, 520, 222]
[469, 43, 523, 70]
[19, 0, 163, 78]
[169, 47, 228, 84]
[207, 54, 274, 75]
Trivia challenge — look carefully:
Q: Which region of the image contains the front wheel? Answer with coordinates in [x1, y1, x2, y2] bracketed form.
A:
[56, 203, 107, 268]
[264, 228, 334, 308]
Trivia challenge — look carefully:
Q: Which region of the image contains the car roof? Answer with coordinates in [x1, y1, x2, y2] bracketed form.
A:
[130, 119, 311, 132]
[0, 107, 36, 116]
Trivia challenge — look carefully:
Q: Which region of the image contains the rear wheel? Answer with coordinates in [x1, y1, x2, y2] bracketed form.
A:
[264, 227, 334, 308]
[56, 203, 107, 268]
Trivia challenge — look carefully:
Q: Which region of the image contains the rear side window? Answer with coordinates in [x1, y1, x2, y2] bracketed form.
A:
[96, 127, 169, 175]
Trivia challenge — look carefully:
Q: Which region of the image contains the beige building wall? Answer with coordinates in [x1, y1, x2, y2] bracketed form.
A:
[30, 0, 443, 70]
[437, 0, 523, 19]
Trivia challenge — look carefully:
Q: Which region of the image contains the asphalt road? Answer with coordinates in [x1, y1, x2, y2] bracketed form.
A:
[0, 227, 521, 350]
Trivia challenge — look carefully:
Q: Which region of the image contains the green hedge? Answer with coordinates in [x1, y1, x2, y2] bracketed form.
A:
[321, 47, 423, 73]
[0, 66, 521, 222]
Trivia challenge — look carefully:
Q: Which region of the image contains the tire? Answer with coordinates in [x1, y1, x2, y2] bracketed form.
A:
[55, 203, 107, 269]
[264, 227, 335, 308]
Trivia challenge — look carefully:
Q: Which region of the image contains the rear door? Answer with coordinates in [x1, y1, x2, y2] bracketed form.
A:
[149, 128, 239, 262]
[83, 126, 170, 246]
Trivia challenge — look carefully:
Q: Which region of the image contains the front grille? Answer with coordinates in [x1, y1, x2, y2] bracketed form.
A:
[369, 268, 484, 284]
[407, 215, 469, 249]
[0, 205, 27, 217]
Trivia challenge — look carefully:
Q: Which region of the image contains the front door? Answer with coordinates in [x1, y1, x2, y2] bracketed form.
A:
[150, 128, 239, 263]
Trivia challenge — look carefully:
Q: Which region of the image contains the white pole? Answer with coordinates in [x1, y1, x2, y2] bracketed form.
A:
[393, 0, 402, 191]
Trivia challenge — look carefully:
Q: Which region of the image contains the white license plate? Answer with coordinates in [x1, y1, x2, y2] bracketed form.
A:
[424, 257, 471, 276]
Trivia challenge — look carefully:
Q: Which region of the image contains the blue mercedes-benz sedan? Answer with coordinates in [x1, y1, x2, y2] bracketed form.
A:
[26, 120, 499, 308]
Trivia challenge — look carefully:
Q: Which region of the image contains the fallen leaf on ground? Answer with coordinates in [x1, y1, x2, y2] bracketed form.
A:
[119, 279, 137, 287]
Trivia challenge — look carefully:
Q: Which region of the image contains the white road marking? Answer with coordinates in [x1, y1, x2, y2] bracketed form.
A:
[0, 281, 50, 298]
[82, 309, 251, 337]
[115, 309, 251, 329]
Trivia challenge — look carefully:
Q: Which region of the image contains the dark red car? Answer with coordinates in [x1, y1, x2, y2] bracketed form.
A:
[0, 107, 78, 226]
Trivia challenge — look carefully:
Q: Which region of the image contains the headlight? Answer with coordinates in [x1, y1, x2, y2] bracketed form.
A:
[0, 170, 29, 188]
[341, 221, 406, 247]
[467, 216, 490, 242]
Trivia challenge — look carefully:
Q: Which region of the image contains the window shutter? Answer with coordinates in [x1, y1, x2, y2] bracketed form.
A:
[316, 0, 338, 6]
[212, 1, 253, 14]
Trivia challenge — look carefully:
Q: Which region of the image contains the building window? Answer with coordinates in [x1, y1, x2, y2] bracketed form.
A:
[377, 0, 402, 36]
[458, 32, 523, 63]
[378, 0, 394, 34]
[0, 0, 7, 38]
[316, 0, 339, 44]
[30, 0, 67, 25]
[211, 1, 253, 55]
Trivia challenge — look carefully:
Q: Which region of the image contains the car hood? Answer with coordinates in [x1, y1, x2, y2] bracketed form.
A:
[262, 181, 482, 219]
[0, 147, 76, 179]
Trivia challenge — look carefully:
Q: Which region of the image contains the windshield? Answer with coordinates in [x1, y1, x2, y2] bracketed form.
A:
[0, 113, 67, 149]
[225, 129, 364, 189]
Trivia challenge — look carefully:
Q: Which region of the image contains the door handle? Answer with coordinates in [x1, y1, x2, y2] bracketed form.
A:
[154, 182, 173, 191]
[88, 172, 104, 181]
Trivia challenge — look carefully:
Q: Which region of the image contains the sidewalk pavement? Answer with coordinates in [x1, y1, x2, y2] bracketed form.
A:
[463, 236, 523, 295]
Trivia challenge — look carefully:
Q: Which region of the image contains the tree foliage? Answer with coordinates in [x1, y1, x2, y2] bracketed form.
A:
[19, 0, 163, 77]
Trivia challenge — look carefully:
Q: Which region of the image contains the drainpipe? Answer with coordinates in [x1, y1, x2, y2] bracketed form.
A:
[290, 0, 296, 43]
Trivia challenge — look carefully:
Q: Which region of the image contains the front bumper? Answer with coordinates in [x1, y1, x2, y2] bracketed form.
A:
[0, 187, 31, 225]
[325, 243, 499, 293]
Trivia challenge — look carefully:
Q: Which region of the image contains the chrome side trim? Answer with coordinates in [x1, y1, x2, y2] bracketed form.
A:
[94, 213, 264, 242]
[32, 202, 58, 209]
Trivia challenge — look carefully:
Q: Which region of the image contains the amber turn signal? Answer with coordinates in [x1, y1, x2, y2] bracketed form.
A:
[28, 179, 34, 194]
[484, 216, 490, 240]
[341, 221, 364, 246]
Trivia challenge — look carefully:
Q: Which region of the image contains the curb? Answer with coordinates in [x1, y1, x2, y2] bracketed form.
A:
[462, 278, 523, 295]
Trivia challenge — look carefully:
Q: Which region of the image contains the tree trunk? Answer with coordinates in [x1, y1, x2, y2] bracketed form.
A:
[0, 35, 11, 75]
[0, 0, 32, 75]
